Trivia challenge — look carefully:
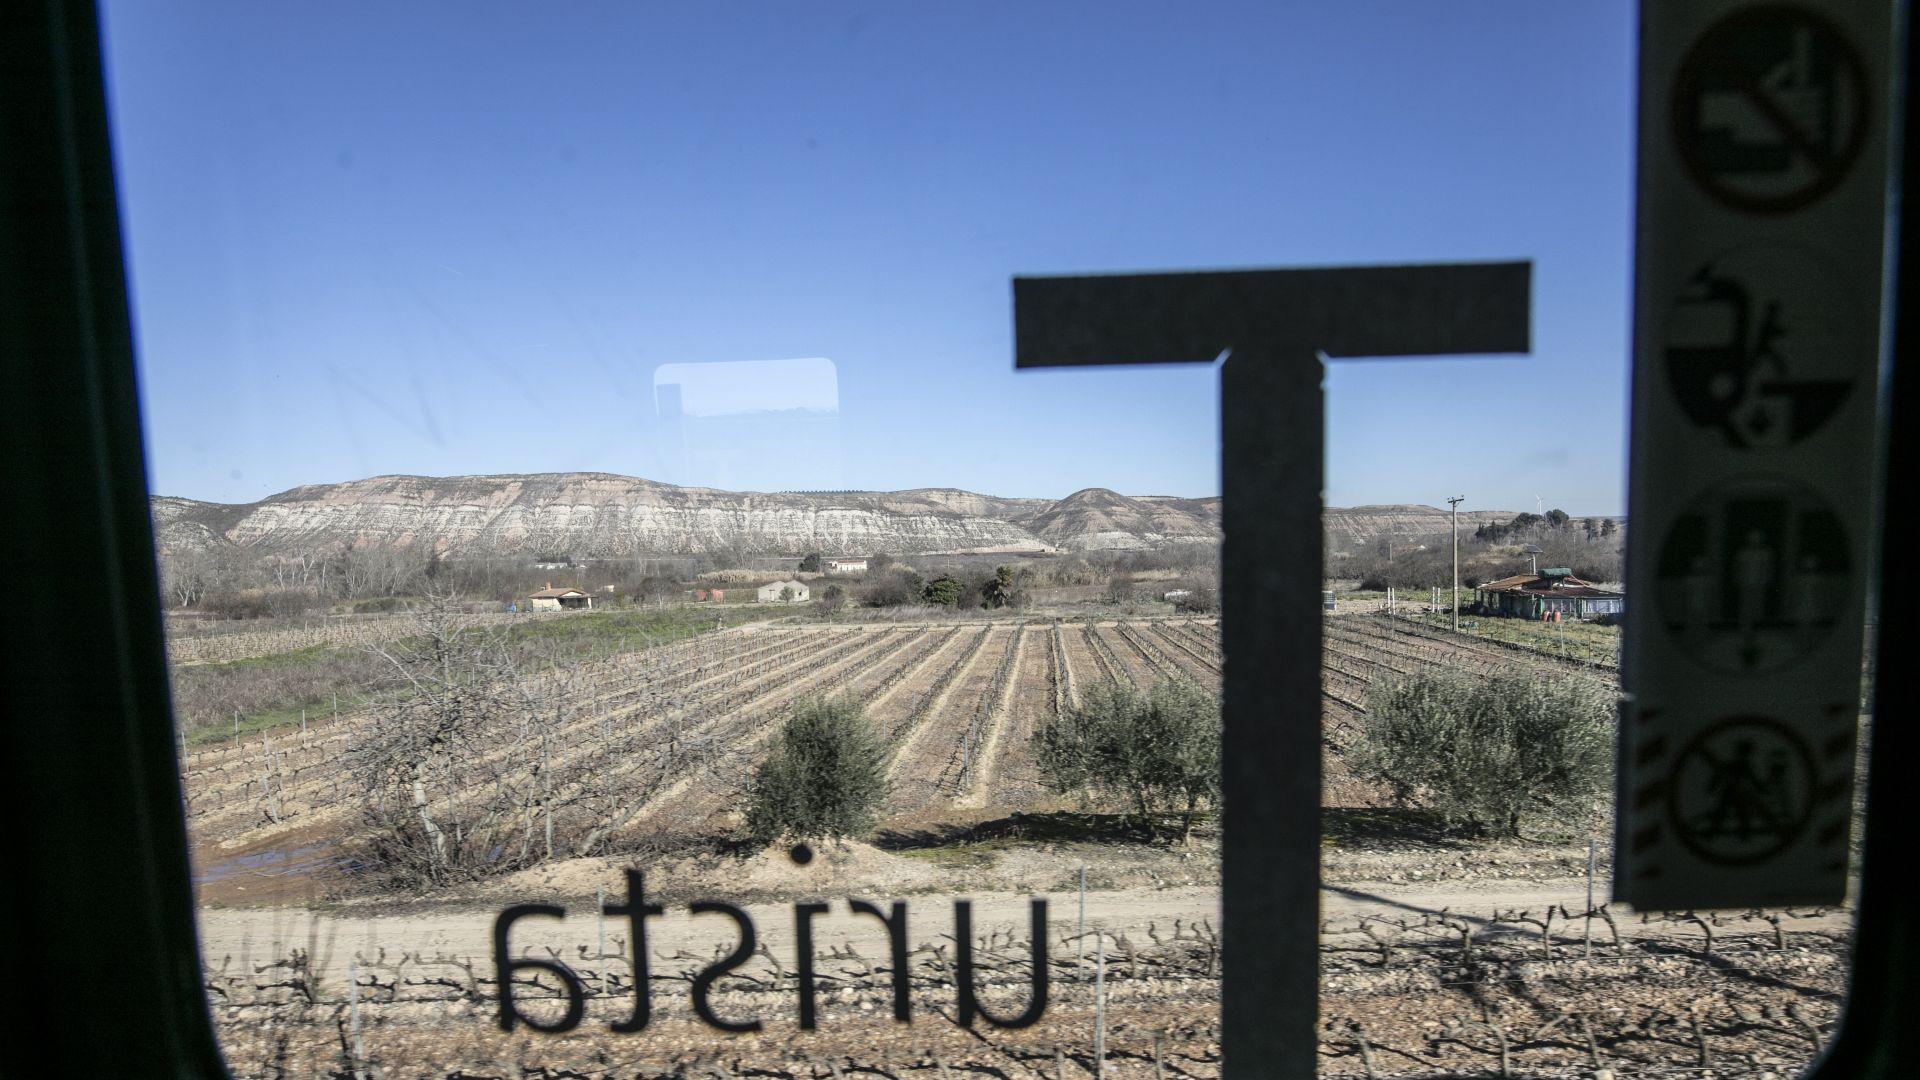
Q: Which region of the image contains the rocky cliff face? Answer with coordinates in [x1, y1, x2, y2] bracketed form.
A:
[1022, 488, 1223, 551]
[152, 473, 1218, 558]
[152, 473, 1529, 559]
[1321, 504, 1518, 550]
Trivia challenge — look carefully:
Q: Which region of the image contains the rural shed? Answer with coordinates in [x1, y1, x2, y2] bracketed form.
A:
[1474, 569, 1622, 619]
[756, 580, 811, 603]
[528, 584, 593, 611]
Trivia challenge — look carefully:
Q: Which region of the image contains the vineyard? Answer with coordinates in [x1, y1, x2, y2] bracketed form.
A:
[179, 613, 1854, 1079]
[165, 610, 582, 665]
[180, 613, 1620, 866]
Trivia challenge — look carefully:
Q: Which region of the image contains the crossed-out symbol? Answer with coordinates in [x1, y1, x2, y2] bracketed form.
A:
[1671, 5, 1871, 213]
[1668, 716, 1816, 866]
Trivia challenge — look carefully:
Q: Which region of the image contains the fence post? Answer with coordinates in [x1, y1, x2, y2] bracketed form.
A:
[1077, 866, 1087, 967]
[1585, 837, 1597, 958]
[347, 958, 363, 1077]
[1094, 934, 1107, 1076]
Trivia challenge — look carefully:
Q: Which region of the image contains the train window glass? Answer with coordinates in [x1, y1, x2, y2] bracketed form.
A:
[96, 3, 1866, 1077]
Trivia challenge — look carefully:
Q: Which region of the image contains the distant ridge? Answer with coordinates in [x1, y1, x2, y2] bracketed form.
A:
[151, 471, 1524, 558]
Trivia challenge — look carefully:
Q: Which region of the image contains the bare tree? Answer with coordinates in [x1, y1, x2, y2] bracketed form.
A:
[347, 593, 566, 883]
[343, 591, 682, 885]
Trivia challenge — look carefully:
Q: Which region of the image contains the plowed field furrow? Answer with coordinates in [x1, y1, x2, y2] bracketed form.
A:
[1145, 622, 1222, 680]
[614, 627, 948, 833]
[1335, 616, 1614, 685]
[1113, 622, 1206, 685]
[888, 628, 1011, 812]
[179, 611, 1620, 870]
[1161, 622, 1222, 665]
[1072, 623, 1128, 687]
[182, 628, 835, 818]
[1095, 624, 1164, 686]
[879, 628, 992, 775]
[181, 627, 805, 781]
[984, 628, 1055, 804]
[957, 626, 1029, 806]
[1050, 623, 1079, 712]
[189, 628, 881, 842]
[836, 627, 950, 705]
[511, 630, 916, 850]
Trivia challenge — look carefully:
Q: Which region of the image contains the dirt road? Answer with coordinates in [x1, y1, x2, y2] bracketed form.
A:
[197, 873, 1825, 985]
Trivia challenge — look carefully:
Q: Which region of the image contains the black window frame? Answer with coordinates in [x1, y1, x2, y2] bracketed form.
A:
[1, 3, 1913, 1076]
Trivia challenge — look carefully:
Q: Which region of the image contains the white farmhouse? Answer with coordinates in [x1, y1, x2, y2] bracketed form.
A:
[756, 580, 811, 603]
[527, 584, 592, 611]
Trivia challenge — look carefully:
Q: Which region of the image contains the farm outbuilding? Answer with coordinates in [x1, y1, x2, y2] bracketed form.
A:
[1474, 568, 1622, 620]
[527, 584, 593, 611]
[756, 580, 811, 603]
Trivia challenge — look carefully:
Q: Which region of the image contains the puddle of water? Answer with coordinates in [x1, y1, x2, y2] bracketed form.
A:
[193, 842, 344, 885]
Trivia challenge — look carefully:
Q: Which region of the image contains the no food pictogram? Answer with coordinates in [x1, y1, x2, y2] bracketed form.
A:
[1671, 5, 1870, 213]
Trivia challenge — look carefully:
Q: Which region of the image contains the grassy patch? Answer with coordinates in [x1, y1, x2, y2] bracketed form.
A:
[174, 646, 383, 747]
[498, 606, 719, 655]
[174, 603, 780, 746]
[1404, 610, 1619, 664]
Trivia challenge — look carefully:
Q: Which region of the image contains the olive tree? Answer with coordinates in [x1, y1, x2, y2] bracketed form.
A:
[1348, 665, 1613, 838]
[1033, 677, 1220, 841]
[744, 696, 888, 842]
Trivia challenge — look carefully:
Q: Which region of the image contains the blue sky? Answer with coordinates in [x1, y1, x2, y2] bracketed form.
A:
[100, 1, 1635, 515]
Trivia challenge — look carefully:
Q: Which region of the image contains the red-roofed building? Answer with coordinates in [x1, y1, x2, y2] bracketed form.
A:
[1474, 568, 1623, 620]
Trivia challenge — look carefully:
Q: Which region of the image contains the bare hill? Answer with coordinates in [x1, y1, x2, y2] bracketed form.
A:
[151, 473, 1213, 559]
[151, 473, 1547, 559]
[1322, 504, 1517, 550]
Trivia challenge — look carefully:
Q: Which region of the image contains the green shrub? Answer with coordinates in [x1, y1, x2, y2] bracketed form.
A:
[1033, 678, 1220, 841]
[981, 566, 1021, 609]
[1348, 665, 1612, 838]
[921, 574, 963, 607]
[744, 696, 888, 842]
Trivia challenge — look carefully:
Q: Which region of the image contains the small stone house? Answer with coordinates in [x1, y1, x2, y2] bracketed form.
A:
[756, 580, 811, 604]
[528, 584, 593, 611]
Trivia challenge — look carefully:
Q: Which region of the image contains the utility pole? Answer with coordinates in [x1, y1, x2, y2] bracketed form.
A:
[1447, 496, 1465, 631]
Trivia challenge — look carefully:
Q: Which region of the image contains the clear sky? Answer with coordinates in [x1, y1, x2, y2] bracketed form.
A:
[100, 1, 1635, 516]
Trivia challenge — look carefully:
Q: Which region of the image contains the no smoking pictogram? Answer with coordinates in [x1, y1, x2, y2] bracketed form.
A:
[1671, 5, 1871, 214]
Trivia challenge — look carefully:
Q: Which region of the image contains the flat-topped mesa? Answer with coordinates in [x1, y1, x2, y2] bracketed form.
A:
[151, 471, 1564, 558]
[149, 471, 1223, 558]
